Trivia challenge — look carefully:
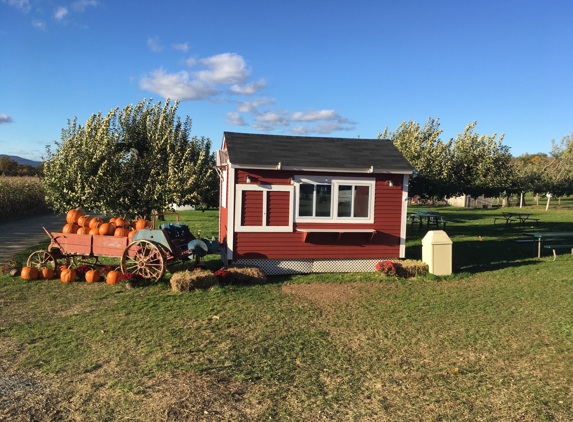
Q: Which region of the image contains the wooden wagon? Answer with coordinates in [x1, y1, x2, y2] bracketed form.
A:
[27, 214, 219, 282]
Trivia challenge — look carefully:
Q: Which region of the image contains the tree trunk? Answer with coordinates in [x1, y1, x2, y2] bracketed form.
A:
[502, 195, 511, 207]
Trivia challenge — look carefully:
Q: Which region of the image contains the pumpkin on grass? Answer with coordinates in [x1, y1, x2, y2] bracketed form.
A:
[85, 269, 101, 283]
[60, 268, 77, 283]
[21, 266, 39, 280]
[38, 268, 55, 280]
[106, 270, 122, 285]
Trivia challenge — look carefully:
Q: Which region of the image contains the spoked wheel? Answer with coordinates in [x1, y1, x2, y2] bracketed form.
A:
[27, 250, 59, 270]
[121, 240, 166, 283]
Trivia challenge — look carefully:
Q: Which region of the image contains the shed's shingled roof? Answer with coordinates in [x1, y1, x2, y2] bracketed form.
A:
[223, 132, 414, 173]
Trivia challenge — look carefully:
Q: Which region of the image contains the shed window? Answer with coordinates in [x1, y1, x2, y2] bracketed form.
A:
[299, 183, 331, 217]
[294, 176, 375, 224]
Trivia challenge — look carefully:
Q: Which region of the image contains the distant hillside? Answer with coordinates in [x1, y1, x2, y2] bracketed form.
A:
[0, 154, 42, 167]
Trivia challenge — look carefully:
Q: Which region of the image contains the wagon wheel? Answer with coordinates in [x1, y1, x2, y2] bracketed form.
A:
[27, 250, 59, 270]
[121, 240, 166, 283]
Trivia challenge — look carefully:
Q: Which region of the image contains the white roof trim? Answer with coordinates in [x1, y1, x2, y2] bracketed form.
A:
[228, 162, 412, 174]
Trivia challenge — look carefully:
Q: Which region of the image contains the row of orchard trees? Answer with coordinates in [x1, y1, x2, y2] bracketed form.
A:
[379, 118, 513, 202]
[381, 118, 573, 206]
[43, 99, 219, 219]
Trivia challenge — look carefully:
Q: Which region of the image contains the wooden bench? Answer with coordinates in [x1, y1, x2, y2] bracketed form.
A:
[543, 244, 573, 260]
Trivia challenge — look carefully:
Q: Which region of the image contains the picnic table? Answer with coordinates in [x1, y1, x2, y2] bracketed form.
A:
[521, 232, 573, 258]
[494, 212, 539, 226]
[408, 211, 448, 230]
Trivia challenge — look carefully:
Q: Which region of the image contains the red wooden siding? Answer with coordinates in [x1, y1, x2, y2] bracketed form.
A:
[241, 190, 263, 226]
[267, 191, 290, 226]
[232, 169, 406, 260]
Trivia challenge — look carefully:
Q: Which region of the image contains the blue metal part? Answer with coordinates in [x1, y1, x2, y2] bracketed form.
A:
[132, 228, 174, 253]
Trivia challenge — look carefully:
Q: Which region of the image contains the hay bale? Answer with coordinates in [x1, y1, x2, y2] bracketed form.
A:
[170, 269, 218, 292]
[394, 260, 429, 278]
[226, 266, 267, 285]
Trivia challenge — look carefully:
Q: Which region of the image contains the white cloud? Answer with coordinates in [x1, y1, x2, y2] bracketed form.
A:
[252, 110, 290, 131]
[291, 120, 356, 135]
[236, 98, 275, 113]
[229, 79, 266, 95]
[54, 6, 68, 20]
[185, 57, 197, 67]
[139, 68, 218, 101]
[195, 53, 250, 85]
[2, 0, 30, 13]
[32, 20, 46, 30]
[225, 112, 247, 126]
[292, 109, 340, 122]
[172, 42, 189, 52]
[0, 114, 14, 124]
[147, 37, 164, 52]
[71, 0, 98, 12]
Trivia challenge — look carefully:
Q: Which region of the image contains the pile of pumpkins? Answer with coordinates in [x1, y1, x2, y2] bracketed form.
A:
[62, 208, 151, 241]
[20, 264, 125, 285]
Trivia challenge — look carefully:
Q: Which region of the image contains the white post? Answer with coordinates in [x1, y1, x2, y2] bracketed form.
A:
[545, 193, 551, 211]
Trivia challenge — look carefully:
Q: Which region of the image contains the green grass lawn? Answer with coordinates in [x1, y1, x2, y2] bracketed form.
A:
[2, 204, 573, 421]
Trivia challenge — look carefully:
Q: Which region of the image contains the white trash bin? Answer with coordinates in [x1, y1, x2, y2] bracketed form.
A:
[422, 230, 452, 276]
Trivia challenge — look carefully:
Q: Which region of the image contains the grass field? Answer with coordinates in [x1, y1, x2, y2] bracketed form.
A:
[1, 202, 573, 421]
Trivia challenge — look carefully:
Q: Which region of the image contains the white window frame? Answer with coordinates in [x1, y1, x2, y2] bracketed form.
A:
[294, 176, 375, 224]
[235, 184, 294, 232]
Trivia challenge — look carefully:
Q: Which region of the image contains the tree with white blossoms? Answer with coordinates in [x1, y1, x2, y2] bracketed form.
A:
[379, 118, 454, 201]
[43, 99, 219, 218]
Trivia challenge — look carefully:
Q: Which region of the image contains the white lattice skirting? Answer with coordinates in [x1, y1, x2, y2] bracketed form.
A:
[233, 258, 393, 275]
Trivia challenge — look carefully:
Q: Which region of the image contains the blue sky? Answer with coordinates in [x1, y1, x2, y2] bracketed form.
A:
[1, 0, 572, 161]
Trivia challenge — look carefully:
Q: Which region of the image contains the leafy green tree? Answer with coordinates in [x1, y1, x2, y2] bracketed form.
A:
[380, 118, 454, 201]
[449, 122, 513, 200]
[43, 99, 218, 218]
[0, 156, 18, 176]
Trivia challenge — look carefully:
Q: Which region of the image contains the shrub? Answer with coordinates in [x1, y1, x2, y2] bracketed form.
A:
[170, 269, 218, 292]
[375, 259, 429, 278]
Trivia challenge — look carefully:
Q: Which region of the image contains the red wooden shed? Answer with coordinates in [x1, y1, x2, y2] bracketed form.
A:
[217, 132, 415, 275]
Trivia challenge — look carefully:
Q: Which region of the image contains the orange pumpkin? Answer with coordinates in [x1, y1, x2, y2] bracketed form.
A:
[60, 268, 77, 283]
[106, 270, 122, 285]
[134, 219, 151, 230]
[114, 217, 129, 228]
[57, 264, 69, 277]
[128, 229, 138, 241]
[114, 227, 130, 237]
[98, 222, 115, 236]
[89, 217, 102, 229]
[63, 223, 79, 234]
[108, 217, 117, 225]
[66, 208, 84, 224]
[89, 227, 100, 236]
[38, 268, 54, 280]
[85, 269, 101, 283]
[77, 215, 92, 228]
[21, 266, 39, 280]
[77, 226, 90, 235]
